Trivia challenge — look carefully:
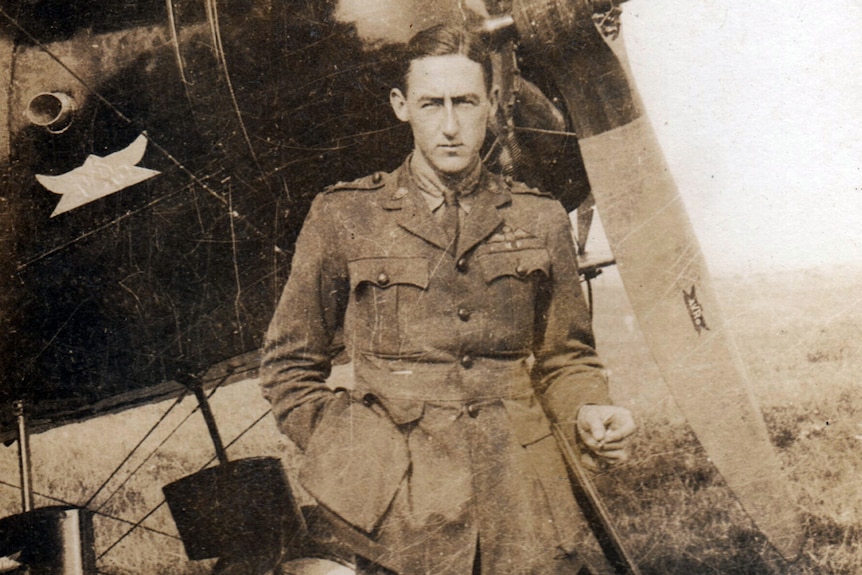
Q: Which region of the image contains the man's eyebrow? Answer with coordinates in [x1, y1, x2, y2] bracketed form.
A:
[414, 92, 482, 102]
[453, 93, 481, 102]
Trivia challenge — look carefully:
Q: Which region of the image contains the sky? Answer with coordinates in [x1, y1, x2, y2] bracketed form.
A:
[612, 0, 862, 275]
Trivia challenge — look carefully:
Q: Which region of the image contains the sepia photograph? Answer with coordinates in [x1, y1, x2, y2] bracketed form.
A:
[0, 0, 860, 573]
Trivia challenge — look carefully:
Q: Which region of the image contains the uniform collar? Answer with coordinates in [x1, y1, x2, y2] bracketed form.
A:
[382, 158, 512, 257]
[408, 153, 482, 215]
[382, 159, 511, 210]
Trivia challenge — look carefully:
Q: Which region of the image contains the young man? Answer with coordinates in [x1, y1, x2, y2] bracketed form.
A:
[261, 23, 635, 575]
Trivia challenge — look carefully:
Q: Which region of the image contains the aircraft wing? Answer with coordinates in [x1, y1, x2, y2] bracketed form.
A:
[0, 0, 413, 437]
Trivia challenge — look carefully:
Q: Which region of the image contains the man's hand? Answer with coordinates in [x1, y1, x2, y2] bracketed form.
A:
[576, 404, 636, 466]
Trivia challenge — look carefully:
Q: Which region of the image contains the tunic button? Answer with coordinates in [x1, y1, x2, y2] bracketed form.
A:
[456, 257, 469, 273]
[377, 272, 390, 286]
[458, 308, 471, 321]
[372, 171, 383, 184]
[515, 264, 528, 277]
[460, 354, 474, 368]
[466, 403, 480, 418]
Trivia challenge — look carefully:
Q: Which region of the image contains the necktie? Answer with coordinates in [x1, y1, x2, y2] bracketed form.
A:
[441, 189, 459, 254]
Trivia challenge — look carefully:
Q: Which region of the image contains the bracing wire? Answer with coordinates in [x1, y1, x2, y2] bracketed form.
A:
[96, 408, 272, 562]
[0, 377, 243, 564]
[0, 371, 245, 561]
[0, 478, 179, 540]
[91, 398, 200, 515]
[92, 373, 234, 514]
[96, 500, 169, 562]
[165, 0, 193, 88]
[84, 392, 188, 509]
[204, 0, 267, 181]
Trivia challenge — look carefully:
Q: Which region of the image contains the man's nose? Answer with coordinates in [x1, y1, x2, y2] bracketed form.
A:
[442, 102, 459, 137]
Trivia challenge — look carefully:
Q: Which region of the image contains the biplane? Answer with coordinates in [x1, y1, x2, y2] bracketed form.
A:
[0, 0, 804, 573]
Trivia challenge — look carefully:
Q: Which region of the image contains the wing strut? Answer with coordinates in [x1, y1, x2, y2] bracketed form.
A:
[14, 401, 33, 513]
[0, 400, 96, 574]
[163, 374, 304, 568]
[183, 376, 229, 466]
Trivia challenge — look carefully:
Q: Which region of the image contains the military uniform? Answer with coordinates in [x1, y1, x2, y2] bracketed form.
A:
[261, 158, 610, 574]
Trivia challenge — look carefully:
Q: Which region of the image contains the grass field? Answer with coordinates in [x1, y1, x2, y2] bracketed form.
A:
[0, 265, 859, 574]
[589, 265, 862, 575]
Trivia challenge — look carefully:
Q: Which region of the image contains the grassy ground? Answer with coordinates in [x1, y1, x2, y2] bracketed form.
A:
[0, 265, 859, 574]
[588, 265, 862, 575]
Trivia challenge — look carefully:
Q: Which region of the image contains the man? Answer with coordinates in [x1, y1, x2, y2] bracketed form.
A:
[261, 23, 636, 575]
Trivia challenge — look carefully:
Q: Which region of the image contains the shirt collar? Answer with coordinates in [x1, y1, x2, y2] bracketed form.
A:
[408, 153, 481, 214]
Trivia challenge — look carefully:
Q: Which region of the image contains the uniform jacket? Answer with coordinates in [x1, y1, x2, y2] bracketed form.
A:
[261, 159, 611, 574]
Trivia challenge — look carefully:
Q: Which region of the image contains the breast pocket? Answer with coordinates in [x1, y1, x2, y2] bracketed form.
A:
[348, 257, 430, 354]
[477, 248, 551, 339]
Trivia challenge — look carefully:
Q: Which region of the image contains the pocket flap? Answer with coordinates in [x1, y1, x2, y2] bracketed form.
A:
[478, 248, 550, 284]
[349, 257, 430, 290]
[299, 397, 410, 533]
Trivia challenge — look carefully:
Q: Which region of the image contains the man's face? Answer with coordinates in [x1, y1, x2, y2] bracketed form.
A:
[390, 54, 497, 177]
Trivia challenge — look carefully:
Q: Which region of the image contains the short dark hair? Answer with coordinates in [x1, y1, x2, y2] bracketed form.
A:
[394, 23, 494, 94]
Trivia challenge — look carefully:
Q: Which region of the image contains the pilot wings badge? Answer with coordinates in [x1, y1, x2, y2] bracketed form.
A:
[36, 133, 160, 217]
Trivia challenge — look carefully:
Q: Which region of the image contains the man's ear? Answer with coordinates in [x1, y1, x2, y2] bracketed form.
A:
[390, 88, 410, 122]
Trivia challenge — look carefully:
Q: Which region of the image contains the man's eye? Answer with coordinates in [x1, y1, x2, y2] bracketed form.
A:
[421, 101, 442, 108]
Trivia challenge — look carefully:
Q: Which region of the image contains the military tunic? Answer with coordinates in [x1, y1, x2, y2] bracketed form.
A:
[261, 159, 610, 574]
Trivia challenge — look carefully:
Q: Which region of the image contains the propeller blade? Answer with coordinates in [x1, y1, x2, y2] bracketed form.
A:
[508, 0, 804, 560]
[581, 113, 803, 562]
